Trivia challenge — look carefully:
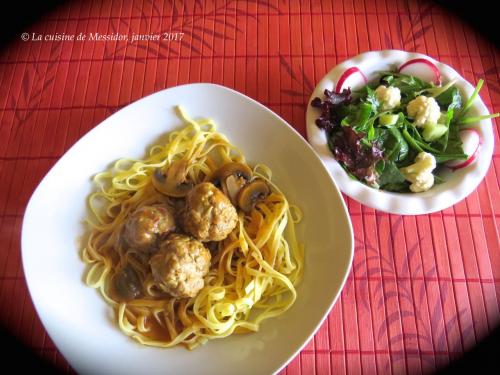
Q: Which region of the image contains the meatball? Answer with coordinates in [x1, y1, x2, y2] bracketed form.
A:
[149, 234, 211, 298]
[181, 182, 238, 242]
[123, 205, 175, 251]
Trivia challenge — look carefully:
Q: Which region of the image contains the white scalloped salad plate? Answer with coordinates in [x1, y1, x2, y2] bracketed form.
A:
[306, 50, 495, 215]
[22, 83, 354, 375]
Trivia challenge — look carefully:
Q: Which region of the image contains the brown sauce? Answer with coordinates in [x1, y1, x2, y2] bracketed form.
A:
[142, 315, 171, 341]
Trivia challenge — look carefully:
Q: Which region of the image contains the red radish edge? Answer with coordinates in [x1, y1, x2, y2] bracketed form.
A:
[398, 58, 442, 85]
[447, 128, 482, 170]
[335, 67, 368, 93]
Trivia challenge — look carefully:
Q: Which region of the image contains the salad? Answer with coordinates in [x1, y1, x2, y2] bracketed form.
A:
[311, 59, 499, 193]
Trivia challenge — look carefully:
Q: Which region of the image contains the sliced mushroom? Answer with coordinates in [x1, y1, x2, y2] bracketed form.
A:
[208, 162, 253, 204]
[113, 264, 142, 301]
[208, 162, 253, 186]
[152, 159, 194, 197]
[223, 174, 247, 205]
[237, 179, 270, 213]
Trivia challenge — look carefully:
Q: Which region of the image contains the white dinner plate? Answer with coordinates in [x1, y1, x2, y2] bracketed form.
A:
[306, 50, 495, 215]
[22, 83, 354, 375]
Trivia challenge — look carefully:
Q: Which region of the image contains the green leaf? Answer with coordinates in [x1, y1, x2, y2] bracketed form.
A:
[406, 121, 423, 141]
[402, 128, 424, 153]
[381, 74, 394, 85]
[352, 102, 374, 136]
[459, 79, 483, 117]
[367, 122, 375, 140]
[434, 154, 467, 163]
[372, 127, 389, 145]
[375, 159, 386, 176]
[383, 182, 410, 192]
[441, 123, 466, 158]
[430, 109, 453, 151]
[337, 103, 359, 118]
[415, 139, 441, 153]
[457, 113, 499, 125]
[434, 174, 445, 184]
[379, 71, 433, 103]
[384, 127, 409, 162]
[435, 86, 462, 112]
[340, 117, 351, 127]
[356, 103, 373, 126]
[424, 78, 457, 98]
[363, 86, 380, 112]
[377, 160, 408, 191]
[395, 112, 406, 128]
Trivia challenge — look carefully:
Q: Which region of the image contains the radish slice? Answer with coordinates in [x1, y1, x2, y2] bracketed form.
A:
[398, 58, 441, 85]
[335, 67, 368, 93]
[446, 128, 482, 170]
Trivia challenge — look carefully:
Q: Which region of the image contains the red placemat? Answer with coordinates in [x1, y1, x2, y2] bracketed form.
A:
[0, 0, 498, 373]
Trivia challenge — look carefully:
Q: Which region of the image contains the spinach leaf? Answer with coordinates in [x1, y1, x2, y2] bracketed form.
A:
[383, 182, 409, 192]
[366, 122, 375, 140]
[377, 160, 408, 191]
[380, 74, 394, 85]
[397, 148, 418, 168]
[375, 158, 386, 176]
[352, 102, 375, 139]
[435, 86, 462, 112]
[384, 127, 409, 162]
[372, 127, 389, 145]
[380, 72, 432, 103]
[363, 86, 380, 112]
[394, 112, 406, 128]
[437, 122, 467, 162]
[337, 103, 359, 119]
[355, 103, 373, 126]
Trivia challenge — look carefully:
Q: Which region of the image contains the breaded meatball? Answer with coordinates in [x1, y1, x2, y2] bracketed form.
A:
[123, 205, 176, 251]
[181, 182, 238, 242]
[149, 234, 211, 298]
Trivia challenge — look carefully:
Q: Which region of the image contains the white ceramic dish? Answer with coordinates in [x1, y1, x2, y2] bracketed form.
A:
[306, 50, 495, 215]
[22, 83, 354, 375]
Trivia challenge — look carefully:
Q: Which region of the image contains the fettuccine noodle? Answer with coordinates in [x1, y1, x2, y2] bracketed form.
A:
[82, 106, 304, 349]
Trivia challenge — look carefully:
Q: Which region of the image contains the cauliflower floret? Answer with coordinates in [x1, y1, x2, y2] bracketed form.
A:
[374, 85, 401, 110]
[407, 95, 441, 127]
[399, 152, 437, 193]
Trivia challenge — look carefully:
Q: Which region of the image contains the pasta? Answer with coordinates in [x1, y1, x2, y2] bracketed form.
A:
[82, 106, 304, 349]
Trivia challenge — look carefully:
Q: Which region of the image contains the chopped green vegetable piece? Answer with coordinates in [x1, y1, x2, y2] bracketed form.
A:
[379, 114, 399, 126]
[432, 109, 453, 152]
[422, 123, 449, 142]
